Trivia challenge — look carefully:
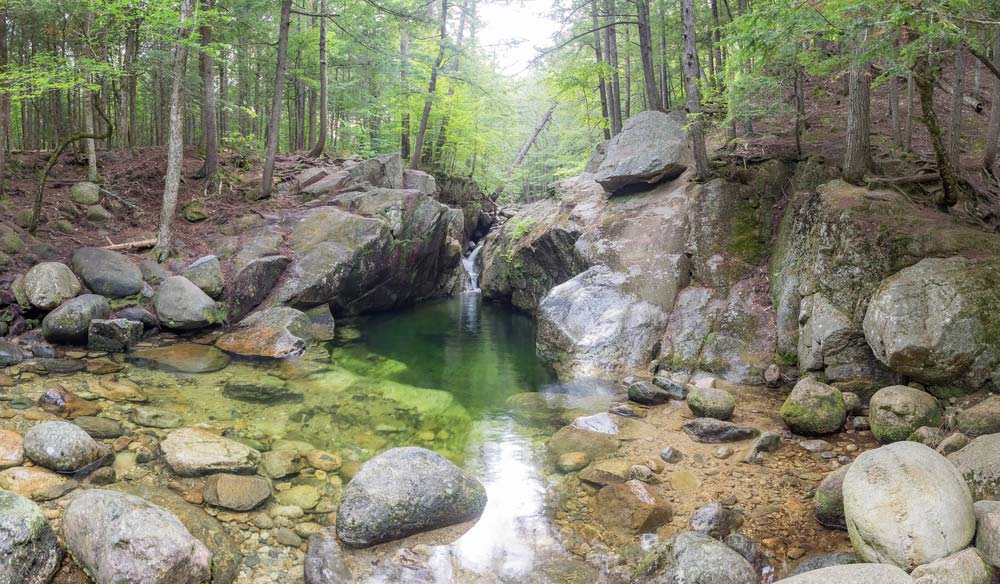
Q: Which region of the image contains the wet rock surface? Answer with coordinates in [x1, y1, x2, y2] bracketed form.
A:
[0, 489, 62, 584]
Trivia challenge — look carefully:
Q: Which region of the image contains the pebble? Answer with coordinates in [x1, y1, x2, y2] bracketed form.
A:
[799, 439, 831, 453]
[273, 528, 302, 548]
[714, 447, 733, 460]
[659, 447, 682, 463]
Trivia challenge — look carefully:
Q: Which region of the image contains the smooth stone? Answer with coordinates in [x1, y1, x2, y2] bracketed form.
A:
[958, 396, 1000, 437]
[23, 421, 103, 473]
[777, 563, 912, 583]
[131, 407, 182, 429]
[557, 451, 589, 473]
[975, 504, 1000, 567]
[258, 449, 302, 479]
[813, 464, 850, 530]
[787, 552, 858, 576]
[70, 247, 143, 298]
[161, 427, 261, 477]
[869, 385, 942, 443]
[117, 306, 160, 330]
[938, 432, 972, 455]
[910, 548, 992, 584]
[659, 447, 682, 463]
[949, 433, 1000, 501]
[222, 374, 291, 403]
[634, 530, 756, 584]
[743, 431, 781, 463]
[0, 467, 71, 501]
[203, 473, 272, 511]
[41, 294, 110, 345]
[23, 261, 80, 310]
[628, 380, 672, 405]
[215, 306, 314, 359]
[305, 450, 341, 472]
[37, 385, 100, 418]
[844, 441, 975, 570]
[130, 343, 231, 373]
[273, 527, 302, 548]
[652, 376, 689, 400]
[578, 458, 631, 485]
[689, 501, 744, 539]
[0, 430, 25, 469]
[153, 276, 224, 330]
[182, 256, 224, 298]
[682, 418, 758, 443]
[595, 479, 672, 535]
[63, 489, 211, 584]
[304, 527, 354, 584]
[687, 386, 736, 420]
[780, 377, 846, 435]
[275, 485, 320, 510]
[548, 425, 620, 460]
[799, 439, 831, 453]
[336, 447, 487, 547]
[0, 489, 62, 584]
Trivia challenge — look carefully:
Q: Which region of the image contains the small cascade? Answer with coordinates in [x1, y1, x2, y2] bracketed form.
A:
[462, 242, 485, 292]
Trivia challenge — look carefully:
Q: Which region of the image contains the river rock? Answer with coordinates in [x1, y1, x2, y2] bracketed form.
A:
[652, 376, 689, 399]
[863, 256, 1000, 388]
[229, 255, 289, 319]
[117, 306, 160, 330]
[258, 449, 303, 479]
[305, 527, 354, 584]
[223, 374, 291, 403]
[787, 552, 857, 576]
[23, 421, 104, 473]
[689, 501, 744, 539]
[579, 458, 631, 485]
[910, 548, 992, 584]
[216, 307, 313, 358]
[276, 484, 320, 509]
[682, 418, 758, 443]
[23, 261, 81, 310]
[548, 425, 620, 460]
[161, 427, 261, 476]
[182, 255, 224, 298]
[153, 276, 225, 330]
[780, 377, 846, 435]
[596, 479, 672, 535]
[88, 318, 143, 352]
[958, 396, 1000, 436]
[130, 343, 231, 373]
[628, 380, 672, 405]
[777, 564, 913, 583]
[634, 530, 756, 584]
[0, 467, 71, 500]
[131, 407, 182, 429]
[336, 447, 487, 547]
[743, 431, 780, 463]
[594, 110, 688, 194]
[70, 247, 143, 298]
[73, 416, 124, 439]
[687, 387, 736, 420]
[843, 441, 975, 570]
[948, 433, 1000, 500]
[0, 341, 26, 367]
[868, 385, 942, 443]
[70, 181, 100, 204]
[37, 385, 101, 418]
[977, 505, 1000, 568]
[938, 432, 972, 455]
[41, 294, 110, 344]
[0, 489, 62, 584]
[0, 430, 24, 469]
[63, 489, 211, 584]
[202, 473, 271, 511]
[537, 266, 668, 378]
[813, 464, 849, 529]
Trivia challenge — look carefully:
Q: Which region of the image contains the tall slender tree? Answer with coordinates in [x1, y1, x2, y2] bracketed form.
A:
[307, 0, 328, 158]
[681, 0, 708, 178]
[636, 0, 661, 112]
[259, 0, 293, 199]
[985, 34, 1000, 171]
[196, 0, 218, 181]
[411, 0, 448, 170]
[842, 28, 871, 184]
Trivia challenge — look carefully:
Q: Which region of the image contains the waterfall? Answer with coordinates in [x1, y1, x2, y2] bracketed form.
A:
[462, 242, 485, 292]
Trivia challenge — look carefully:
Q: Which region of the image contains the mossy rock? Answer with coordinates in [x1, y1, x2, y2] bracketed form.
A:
[868, 385, 942, 444]
[780, 377, 846, 435]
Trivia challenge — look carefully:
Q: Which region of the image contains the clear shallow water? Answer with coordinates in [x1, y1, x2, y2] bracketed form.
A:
[126, 293, 614, 582]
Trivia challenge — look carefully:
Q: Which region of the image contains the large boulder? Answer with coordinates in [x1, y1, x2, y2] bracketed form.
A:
[868, 385, 942, 443]
[910, 548, 993, 584]
[843, 441, 975, 570]
[41, 294, 110, 344]
[687, 387, 736, 420]
[957, 396, 1000, 436]
[63, 489, 211, 584]
[23, 421, 104, 473]
[276, 190, 463, 314]
[536, 265, 668, 378]
[70, 181, 101, 205]
[336, 447, 487, 547]
[229, 255, 289, 319]
[948, 433, 1000, 501]
[215, 306, 313, 359]
[70, 247, 143, 298]
[182, 255, 224, 298]
[88, 318, 143, 352]
[776, 564, 913, 583]
[0, 490, 62, 584]
[23, 262, 81, 310]
[863, 256, 1000, 389]
[594, 110, 688, 194]
[813, 464, 849, 529]
[780, 377, 846, 435]
[153, 276, 225, 330]
[160, 427, 261, 477]
[633, 530, 756, 584]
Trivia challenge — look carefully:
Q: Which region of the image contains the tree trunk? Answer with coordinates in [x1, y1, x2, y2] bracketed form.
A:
[889, 75, 902, 146]
[259, 0, 293, 198]
[196, 0, 218, 181]
[83, 85, 99, 182]
[218, 55, 228, 138]
[434, 0, 471, 167]
[949, 48, 965, 166]
[842, 30, 871, 184]
[411, 0, 448, 170]
[154, 0, 195, 260]
[681, 0, 708, 179]
[905, 74, 914, 151]
[710, 0, 722, 88]
[636, 0, 661, 112]
[624, 26, 632, 118]
[400, 29, 411, 158]
[658, 0, 669, 109]
[984, 33, 1000, 170]
[307, 2, 328, 158]
[604, 0, 622, 135]
[914, 54, 961, 209]
[118, 17, 139, 148]
[794, 66, 805, 156]
[511, 102, 557, 170]
[592, 0, 611, 139]
[0, 3, 7, 200]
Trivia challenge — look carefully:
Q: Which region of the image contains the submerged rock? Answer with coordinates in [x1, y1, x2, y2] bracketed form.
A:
[336, 447, 487, 547]
[689, 501, 744, 539]
[0, 467, 72, 501]
[153, 275, 225, 330]
[948, 433, 1000, 501]
[63, 489, 211, 584]
[0, 489, 62, 584]
[777, 563, 912, 583]
[843, 441, 975, 570]
[868, 385, 942, 443]
[161, 427, 261, 477]
[130, 343, 231, 373]
[594, 110, 688, 194]
[70, 247, 143, 298]
[596, 479, 672, 535]
[634, 530, 756, 584]
[202, 474, 271, 511]
[41, 294, 110, 344]
[787, 552, 857, 576]
[215, 306, 313, 359]
[682, 418, 757, 443]
[305, 527, 354, 584]
[23, 261, 80, 310]
[223, 374, 292, 403]
[23, 421, 104, 473]
[780, 377, 846, 435]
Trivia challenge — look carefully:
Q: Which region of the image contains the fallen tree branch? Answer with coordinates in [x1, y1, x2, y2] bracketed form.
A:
[866, 173, 941, 187]
[937, 78, 985, 113]
[103, 238, 155, 251]
[99, 186, 141, 211]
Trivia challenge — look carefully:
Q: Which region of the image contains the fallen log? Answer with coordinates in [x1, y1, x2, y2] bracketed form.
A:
[937, 79, 985, 113]
[103, 238, 156, 251]
[866, 173, 941, 188]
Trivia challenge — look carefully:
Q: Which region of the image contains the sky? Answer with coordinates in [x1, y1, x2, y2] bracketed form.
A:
[477, 0, 562, 76]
